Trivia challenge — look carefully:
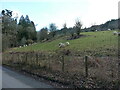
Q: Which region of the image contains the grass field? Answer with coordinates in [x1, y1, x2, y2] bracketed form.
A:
[10, 30, 118, 56]
[3, 30, 119, 88]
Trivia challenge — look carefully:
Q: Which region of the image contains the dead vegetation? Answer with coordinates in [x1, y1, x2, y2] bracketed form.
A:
[2, 51, 119, 89]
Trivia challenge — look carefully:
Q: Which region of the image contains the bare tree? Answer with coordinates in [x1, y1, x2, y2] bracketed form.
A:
[62, 23, 67, 35]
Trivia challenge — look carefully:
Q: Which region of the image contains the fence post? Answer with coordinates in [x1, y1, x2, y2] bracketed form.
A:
[36, 53, 38, 68]
[25, 52, 27, 65]
[13, 53, 14, 63]
[11, 53, 13, 63]
[62, 55, 65, 72]
[48, 55, 50, 70]
[85, 56, 88, 77]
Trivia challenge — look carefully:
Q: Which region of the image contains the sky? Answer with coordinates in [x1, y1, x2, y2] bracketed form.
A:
[0, 0, 119, 31]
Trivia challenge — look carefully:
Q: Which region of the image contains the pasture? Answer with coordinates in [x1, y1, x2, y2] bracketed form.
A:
[3, 30, 119, 88]
[10, 30, 118, 57]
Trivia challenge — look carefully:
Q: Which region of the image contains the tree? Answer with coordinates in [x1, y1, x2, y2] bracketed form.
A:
[1, 10, 5, 15]
[17, 15, 37, 45]
[5, 9, 12, 17]
[21, 37, 27, 46]
[38, 27, 48, 41]
[91, 25, 96, 32]
[119, 18, 120, 30]
[49, 23, 57, 38]
[61, 23, 67, 35]
[25, 15, 31, 24]
[1, 9, 37, 51]
[18, 15, 25, 26]
[1, 9, 18, 51]
[75, 19, 82, 36]
[63, 23, 67, 29]
[30, 21, 37, 41]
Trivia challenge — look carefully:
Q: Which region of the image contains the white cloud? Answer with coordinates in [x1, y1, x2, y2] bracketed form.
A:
[82, 0, 119, 27]
[53, 0, 118, 29]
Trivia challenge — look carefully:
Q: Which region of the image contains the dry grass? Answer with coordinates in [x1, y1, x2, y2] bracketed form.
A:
[2, 51, 119, 88]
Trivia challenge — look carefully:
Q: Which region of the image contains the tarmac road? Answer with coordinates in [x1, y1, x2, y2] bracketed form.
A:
[2, 66, 54, 88]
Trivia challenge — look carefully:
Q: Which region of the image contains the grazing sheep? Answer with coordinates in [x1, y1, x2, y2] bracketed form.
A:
[95, 30, 98, 31]
[59, 42, 70, 48]
[66, 42, 70, 46]
[113, 31, 118, 35]
[28, 44, 31, 46]
[108, 29, 111, 31]
[59, 43, 65, 48]
[19, 46, 22, 48]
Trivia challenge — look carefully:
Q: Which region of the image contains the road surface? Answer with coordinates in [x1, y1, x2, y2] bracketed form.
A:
[2, 66, 54, 88]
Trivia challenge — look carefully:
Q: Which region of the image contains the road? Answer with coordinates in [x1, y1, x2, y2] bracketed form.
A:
[2, 66, 54, 88]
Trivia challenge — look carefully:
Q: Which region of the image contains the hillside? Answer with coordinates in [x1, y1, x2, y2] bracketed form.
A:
[9, 30, 118, 56]
[3, 30, 119, 88]
[83, 19, 119, 32]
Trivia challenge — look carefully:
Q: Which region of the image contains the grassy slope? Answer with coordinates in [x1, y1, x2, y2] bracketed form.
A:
[11, 30, 118, 55]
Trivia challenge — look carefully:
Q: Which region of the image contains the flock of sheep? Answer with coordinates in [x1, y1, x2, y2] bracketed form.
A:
[18, 30, 119, 49]
[19, 43, 37, 48]
[58, 30, 119, 48]
[18, 42, 70, 48]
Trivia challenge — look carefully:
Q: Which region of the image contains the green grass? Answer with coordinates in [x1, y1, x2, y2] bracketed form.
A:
[10, 30, 118, 56]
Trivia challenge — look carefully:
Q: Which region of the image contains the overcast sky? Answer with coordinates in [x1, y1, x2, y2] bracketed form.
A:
[0, 0, 119, 31]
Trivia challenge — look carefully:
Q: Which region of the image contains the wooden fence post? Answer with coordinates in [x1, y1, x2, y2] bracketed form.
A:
[62, 55, 65, 72]
[85, 56, 88, 77]
[36, 53, 38, 68]
[13, 53, 15, 62]
[11, 53, 13, 62]
[48, 55, 50, 70]
[25, 52, 27, 65]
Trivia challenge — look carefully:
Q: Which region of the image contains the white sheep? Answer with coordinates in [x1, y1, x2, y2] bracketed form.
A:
[28, 44, 31, 46]
[66, 42, 70, 46]
[59, 42, 70, 48]
[59, 43, 65, 48]
[113, 31, 118, 35]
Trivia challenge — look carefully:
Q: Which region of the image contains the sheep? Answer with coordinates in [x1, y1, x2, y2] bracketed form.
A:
[59, 43, 65, 48]
[95, 30, 98, 31]
[66, 42, 70, 46]
[28, 44, 31, 46]
[113, 31, 118, 35]
[19, 46, 22, 48]
[108, 29, 111, 31]
[59, 42, 70, 48]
